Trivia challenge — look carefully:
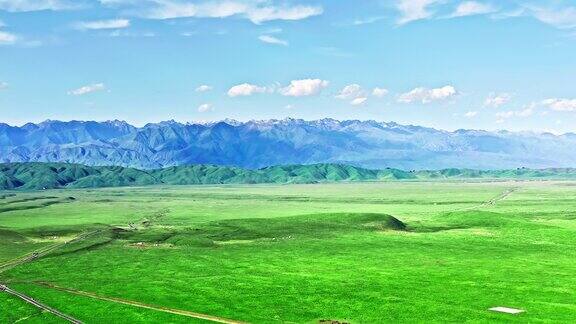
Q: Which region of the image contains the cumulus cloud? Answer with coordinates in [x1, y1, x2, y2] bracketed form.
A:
[398, 85, 457, 104]
[258, 35, 288, 46]
[68, 83, 106, 96]
[335, 84, 370, 105]
[279, 79, 329, 97]
[197, 103, 213, 112]
[227, 83, 266, 97]
[464, 111, 478, 118]
[335, 84, 363, 100]
[350, 97, 368, 106]
[0, 30, 17, 45]
[397, 0, 440, 24]
[117, 1, 323, 24]
[372, 87, 389, 98]
[484, 92, 512, 108]
[75, 19, 130, 30]
[541, 98, 576, 111]
[195, 85, 213, 92]
[0, 0, 78, 12]
[451, 1, 495, 18]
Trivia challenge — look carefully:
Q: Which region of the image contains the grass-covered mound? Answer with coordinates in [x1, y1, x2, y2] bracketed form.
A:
[118, 213, 406, 248]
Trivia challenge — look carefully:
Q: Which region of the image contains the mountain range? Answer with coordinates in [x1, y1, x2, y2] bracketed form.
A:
[3, 162, 576, 190]
[1, 119, 576, 170]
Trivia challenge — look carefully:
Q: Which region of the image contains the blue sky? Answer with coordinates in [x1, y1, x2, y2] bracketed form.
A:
[1, 0, 576, 132]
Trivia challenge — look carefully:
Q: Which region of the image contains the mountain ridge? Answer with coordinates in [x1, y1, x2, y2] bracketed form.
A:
[2, 162, 576, 191]
[2, 119, 576, 170]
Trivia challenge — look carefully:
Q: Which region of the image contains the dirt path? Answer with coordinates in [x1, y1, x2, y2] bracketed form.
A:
[457, 187, 518, 212]
[1, 284, 82, 323]
[32, 281, 247, 324]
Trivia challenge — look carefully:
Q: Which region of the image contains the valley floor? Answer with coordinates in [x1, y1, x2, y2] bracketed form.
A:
[1, 181, 575, 322]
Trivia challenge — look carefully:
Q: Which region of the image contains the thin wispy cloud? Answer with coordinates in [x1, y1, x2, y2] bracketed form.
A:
[484, 93, 512, 108]
[0, 0, 79, 12]
[258, 35, 288, 46]
[75, 19, 130, 30]
[0, 30, 17, 45]
[68, 83, 106, 96]
[450, 1, 496, 18]
[104, 0, 323, 24]
[195, 85, 213, 92]
[528, 5, 576, 29]
[396, 0, 440, 25]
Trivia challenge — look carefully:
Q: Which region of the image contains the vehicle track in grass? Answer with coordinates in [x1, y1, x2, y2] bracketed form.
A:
[32, 281, 247, 324]
[1, 284, 82, 323]
[0, 229, 103, 274]
[1, 210, 245, 324]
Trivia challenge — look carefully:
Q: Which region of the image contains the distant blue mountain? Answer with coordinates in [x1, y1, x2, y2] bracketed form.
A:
[1, 119, 575, 170]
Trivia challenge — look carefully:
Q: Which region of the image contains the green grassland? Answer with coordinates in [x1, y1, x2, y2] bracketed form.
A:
[1, 181, 576, 322]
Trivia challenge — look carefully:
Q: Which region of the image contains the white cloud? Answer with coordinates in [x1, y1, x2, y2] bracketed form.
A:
[75, 19, 130, 30]
[197, 103, 213, 112]
[397, 0, 440, 24]
[128, 1, 322, 24]
[516, 107, 534, 117]
[279, 79, 329, 97]
[108, 30, 155, 37]
[335, 84, 363, 100]
[495, 107, 533, 119]
[334, 84, 370, 105]
[495, 111, 514, 119]
[0, 0, 77, 12]
[258, 35, 288, 46]
[68, 83, 106, 96]
[484, 92, 512, 108]
[464, 111, 478, 118]
[227, 83, 266, 97]
[398, 85, 457, 104]
[247, 5, 323, 24]
[451, 1, 495, 18]
[352, 16, 385, 26]
[0, 81, 7, 90]
[350, 97, 368, 106]
[372, 87, 389, 98]
[0, 30, 17, 45]
[529, 6, 576, 29]
[542, 98, 576, 111]
[195, 85, 213, 92]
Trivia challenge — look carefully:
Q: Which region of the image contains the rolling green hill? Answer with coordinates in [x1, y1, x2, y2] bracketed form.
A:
[2, 162, 576, 190]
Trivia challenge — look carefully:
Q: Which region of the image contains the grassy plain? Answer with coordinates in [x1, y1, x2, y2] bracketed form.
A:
[1, 181, 576, 322]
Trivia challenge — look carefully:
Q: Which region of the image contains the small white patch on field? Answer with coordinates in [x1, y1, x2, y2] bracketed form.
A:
[489, 306, 525, 314]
